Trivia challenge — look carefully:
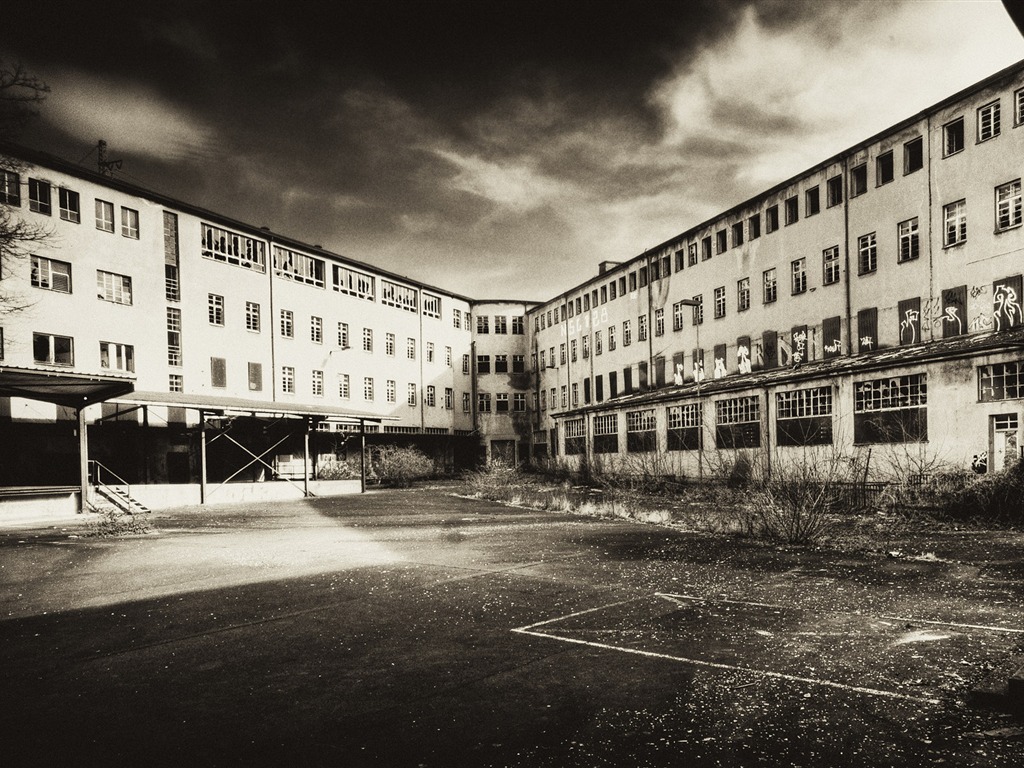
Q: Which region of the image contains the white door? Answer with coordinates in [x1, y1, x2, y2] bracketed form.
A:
[991, 414, 1020, 471]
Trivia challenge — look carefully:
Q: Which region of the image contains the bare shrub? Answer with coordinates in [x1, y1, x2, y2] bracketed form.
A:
[366, 445, 434, 487]
[942, 459, 1024, 525]
[317, 460, 360, 481]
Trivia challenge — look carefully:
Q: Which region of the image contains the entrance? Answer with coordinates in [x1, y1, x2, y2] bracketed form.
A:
[990, 413, 1020, 471]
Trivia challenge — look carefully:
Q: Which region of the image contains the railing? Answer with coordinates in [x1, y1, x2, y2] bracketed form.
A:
[87, 460, 139, 513]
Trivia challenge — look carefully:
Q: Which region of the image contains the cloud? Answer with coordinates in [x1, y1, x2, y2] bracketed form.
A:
[36, 67, 220, 162]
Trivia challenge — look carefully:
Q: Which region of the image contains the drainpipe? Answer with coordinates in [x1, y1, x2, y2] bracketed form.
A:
[842, 158, 853, 357]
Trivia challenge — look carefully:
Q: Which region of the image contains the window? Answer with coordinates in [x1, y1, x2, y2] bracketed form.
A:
[380, 332, 392, 356]
[776, 386, 833, 446]
[876, 151, 894, 185]
[629, 272, 638, 291]
[359, 327, 372, 352]
[202, 223, 266, 272]
[310, 370, 323, 397]
[497, 392, 510, 412]
[422, 293, 441, 318]
[453, 308, 462, 329]
[763, 268, 777, 304]
[280, 310, 294, 338]
[996, 180, 1022, 231]
[445, 387, 454, 409]
[609, 406, 652, 454]
[654, 309, 664, 337]
[732, 221, 744, 247]
[622, 320, 632, 346]
[96, 270, 132, 305]
[688, 242, 698, 266]
[595, 330, 603, 355]
[943, 117, 965, 156]
[854, 373, 927, 443]
[477, 354, 491, 374]
[511, 316, 524, 334]
[245, 301, 260, 332]
[208, 357, 227, 388]
[513, 393, 526, 412]
[823, 246, 841, 285]
[406, 337, 416, 360]
[33, 332, 73, 365]
[338, 373, 350, 399]
[737, 277, 751, 311]
[58, 188, 80, 223]
[495, 354, 509, 373]
[850, 164, 867, 197]
[167, 308, 182, 366]
[311, 316, 323, 343]
[494, 315, 508, 334]
[904, 136, 923, 174]
[208, 294, 224, 325]
[380, 280, 418, 312]
[462, 392, 471, 412]
[716, 229, 727, 254]
[99, 341, 134, 373]
[638, 315, 648, 341]
[273, 246, 325, 288]
[338, 322, 349, 348]
[608, 325, 616, 350]
[791, 258, 807, 294]
[784, 195, 799, 225]
[512, 354, 525, 372]
[714, 286, 726, 318]
[765, 205, 779, 233]
[332, 265, 374, 300]
[169, 374, 184, 393]
[363, 377, 374, 401]
[1017, 88, 1024, 126]
[591, 413, 619, 453]
[30, 256, 71, 293]
[978, 100, 1001, 142]
[477, 315, 489, 334]
[748, 213, 761, 239]
[898, 218, 920, 263]
[826, 175, 843, 207]
[943, 200, 967, 246]
[28, 178, 51, 215]
[278, 364, 294, 391]
[857, 233, 877, 275]
[426, 342, 435, 363]
[478, 392, 492, 413]
[979, 361, 1024, 402]
[251, 364, 271, 394]
[95, 199, 114, 231]
[0, 170, 19, 205]
[805, 186, 820, 216]
[407, 383, 417, 406]
[715, 396, 761, 449]
[425, 385, 436, 407]
[386, 380, 396, 402]
[701, 236, 712, 261]
[120, 207, 140, 239]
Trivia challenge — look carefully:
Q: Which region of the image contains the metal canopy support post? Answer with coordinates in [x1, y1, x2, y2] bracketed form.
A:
[303, 417, 311, 498]
[360, 419, 367, 494]
[199, 410, 208, 505]
[77, 406, 89, 513]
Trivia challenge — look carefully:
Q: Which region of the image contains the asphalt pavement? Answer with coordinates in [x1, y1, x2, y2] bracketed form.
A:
[2, 489, 1024, 767]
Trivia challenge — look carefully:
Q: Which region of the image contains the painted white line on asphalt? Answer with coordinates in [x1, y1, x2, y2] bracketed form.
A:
[656, 592, 783, 610]
[515, 595, 649, 631]
[880, 616, 1024, 634]
[511, 627, 943, 705]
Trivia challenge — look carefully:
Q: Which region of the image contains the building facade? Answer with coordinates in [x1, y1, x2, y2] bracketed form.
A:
[530, 61, 1024, 480]
[1, 60, 1023, 488]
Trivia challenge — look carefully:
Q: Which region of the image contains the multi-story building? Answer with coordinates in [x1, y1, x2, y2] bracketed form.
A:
[1, 59, 1023, 499]
[531, 60, 1024, 480]
[0, 144, 537, 490]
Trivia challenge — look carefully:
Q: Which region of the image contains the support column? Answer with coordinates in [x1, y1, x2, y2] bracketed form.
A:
[360, 419, 367, 494]
[78, 405, 89, 513]
[302, 417, 311, 498]
[199, 410, 208, 505]
[142, 405, 150, 484]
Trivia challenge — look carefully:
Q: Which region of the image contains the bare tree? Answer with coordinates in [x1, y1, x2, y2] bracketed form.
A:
[0, 60, 50, 315]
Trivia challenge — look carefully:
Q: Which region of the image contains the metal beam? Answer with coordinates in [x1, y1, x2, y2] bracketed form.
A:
[77, 406, 89, 513]
[199, 410, 208, 505]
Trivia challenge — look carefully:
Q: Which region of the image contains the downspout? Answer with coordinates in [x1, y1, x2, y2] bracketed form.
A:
[925, 113, 935, 344]
[418, 288, 425, 432]
[841, 158, 853, 357]
[645, 250, 655, 391]
[264, 231, 278, 401]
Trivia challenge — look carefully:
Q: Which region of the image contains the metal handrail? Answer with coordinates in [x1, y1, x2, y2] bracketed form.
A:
[88, 460, 135, 511]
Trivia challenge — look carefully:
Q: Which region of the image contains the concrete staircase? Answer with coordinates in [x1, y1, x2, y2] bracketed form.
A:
[94, 484, 151, 516]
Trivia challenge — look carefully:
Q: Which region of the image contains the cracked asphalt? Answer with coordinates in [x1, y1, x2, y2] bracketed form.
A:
[2, 489, 1024, 767]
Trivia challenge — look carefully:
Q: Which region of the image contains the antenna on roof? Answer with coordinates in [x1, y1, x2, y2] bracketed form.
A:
[97, 140, 122, 177]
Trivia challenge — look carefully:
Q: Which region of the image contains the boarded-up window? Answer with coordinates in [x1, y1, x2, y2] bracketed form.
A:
[776, 387, 833, 446]
[623, 366, 633, 394]
[609, 370, 618, 399]
[713, 343, 727, 376]
[790, 325, 808, 364]
[941, 285, 967, 338]
[898, 298, 922, 346]
[211, 357, 227, 388]
[654, 355, 666, 388]
[822, 316, 842, 358]
[583, 378, 591, 404]
[762, 330, 778, 369]
[672, 351, 685, 384]
[857, 308, 878, 352]
[993, 275, 1023, 332]
[638, 360, 648, 391]
[736, 335, 751, 373]
[595, 374, 604, 402]
[853, 373, 928, 444]
[248, 362, 263, 391]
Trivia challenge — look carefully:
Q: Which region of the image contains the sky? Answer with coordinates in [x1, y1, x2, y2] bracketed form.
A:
[1, 0, 1023, 301]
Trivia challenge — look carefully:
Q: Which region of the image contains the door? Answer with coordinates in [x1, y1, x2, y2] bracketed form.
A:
[991, 414, 1020, 471]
